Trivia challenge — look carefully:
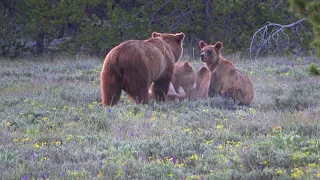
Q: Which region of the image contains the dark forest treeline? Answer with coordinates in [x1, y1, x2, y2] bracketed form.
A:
[0, 0, 315, 58]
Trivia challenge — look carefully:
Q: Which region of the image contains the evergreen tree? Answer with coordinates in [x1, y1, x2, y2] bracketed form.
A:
[289, 0, 320, 57]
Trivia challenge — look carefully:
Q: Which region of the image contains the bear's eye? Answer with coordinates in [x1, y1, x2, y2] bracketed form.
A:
[207, 50, 212, 55]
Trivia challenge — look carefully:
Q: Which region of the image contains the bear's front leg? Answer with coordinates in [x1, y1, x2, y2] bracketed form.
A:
[152, 77, 171, 102]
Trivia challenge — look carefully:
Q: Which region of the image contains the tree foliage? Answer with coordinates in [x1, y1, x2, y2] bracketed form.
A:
[0, 0, 314, 58]
[289, 0, 320, 57]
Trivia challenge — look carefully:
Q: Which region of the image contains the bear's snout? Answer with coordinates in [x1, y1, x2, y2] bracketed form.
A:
[200, 54, 205, 61]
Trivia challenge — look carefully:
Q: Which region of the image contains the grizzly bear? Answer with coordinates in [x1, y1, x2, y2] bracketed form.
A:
[171, 61, 196, 97]
[100, 32, 185, 106]
[199, 40, 254, 106]
[189, 66, 211, 100]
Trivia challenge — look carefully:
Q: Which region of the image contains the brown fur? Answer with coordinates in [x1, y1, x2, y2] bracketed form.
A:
[170, 62, 211, 100]
[199, 40, 254, 106]
[100, 32, 185, 106]
[190, 67, 211, 100]
[150, 62, 210, 101]
[171, 61, 196, 97]
[149, 82, 186, 101]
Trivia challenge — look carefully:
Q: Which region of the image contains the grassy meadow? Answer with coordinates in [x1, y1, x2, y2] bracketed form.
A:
[0, 55, 320, 180]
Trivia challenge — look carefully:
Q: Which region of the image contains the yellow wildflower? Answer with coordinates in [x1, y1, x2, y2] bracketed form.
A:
[216, 125, 224, 129]
[292, 168, 304, 178]
[217, 145, 223, 149]
[22, 137, 30, 143]
[66, 134, 73, 141]
[190, 154, 199, 160]
[248, 108, 256, 114]
[276, 169, 283, 175]
[234, 142, 241, 148]
[205, 139, 214, 144]
[273, 125, 281, 131]
[40, 156, 48, 161]
[33, 143, 40, 149]
[176, 163, 186, 168]
[88, 104, 94, 109]
[260, 160, 268, 165]
[117, 169, 122, 176]
[55, 141, 61, 145]
[184, 128, 192, 133]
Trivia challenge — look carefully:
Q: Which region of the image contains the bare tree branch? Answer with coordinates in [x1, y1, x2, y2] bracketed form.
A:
[272, 0, 284, 10]
[250, 18, 308, 59]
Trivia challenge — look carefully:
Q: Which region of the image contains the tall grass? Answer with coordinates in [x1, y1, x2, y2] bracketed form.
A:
[0, 56, 319, 179]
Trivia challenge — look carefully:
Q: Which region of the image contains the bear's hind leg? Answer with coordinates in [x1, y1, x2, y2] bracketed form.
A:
[126, 85, 149, 104]
[101, 72, 122, 106]
[123, 74, 149, 104]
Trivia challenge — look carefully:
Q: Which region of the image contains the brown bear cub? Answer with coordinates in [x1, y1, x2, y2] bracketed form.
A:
[150, 61, 210, 101]
[100, 32, 185, 106]
[189, 66, 211, 100]
[149, 61, 195, 101]
[199, 40, 254, 106]
[171, 61, 211, 100]
[171, 61, 196, 98]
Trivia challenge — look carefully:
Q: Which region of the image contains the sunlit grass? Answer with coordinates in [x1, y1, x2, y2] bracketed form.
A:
[0, 56, 319, 179]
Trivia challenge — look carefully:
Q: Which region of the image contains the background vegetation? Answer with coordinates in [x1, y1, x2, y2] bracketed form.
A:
[0, 56, 319, 179]
[0, 0, 315, 58]
[1, 1, 320, 179]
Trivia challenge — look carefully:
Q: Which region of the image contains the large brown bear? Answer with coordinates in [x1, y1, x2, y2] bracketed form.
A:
[100, 32, 185, 106]
[199, 40, 254, 106]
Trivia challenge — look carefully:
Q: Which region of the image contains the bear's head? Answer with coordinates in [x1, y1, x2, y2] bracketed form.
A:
[152, 32, 185, 62]
[174, 61, 196, 96]
[199, 40, 222, 63]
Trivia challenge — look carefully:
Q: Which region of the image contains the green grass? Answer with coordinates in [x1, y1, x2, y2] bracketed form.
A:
[0, 56, 320, 179]
[309, 63, 320, 76]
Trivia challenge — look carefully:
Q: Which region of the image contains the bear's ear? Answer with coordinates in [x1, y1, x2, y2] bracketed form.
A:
[152, 32, 161, 38]
[199, 40, 207, 49]
[175, 32, 185, 43]
[183, 61, 189, 67]
[214, 41, 222, 51]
